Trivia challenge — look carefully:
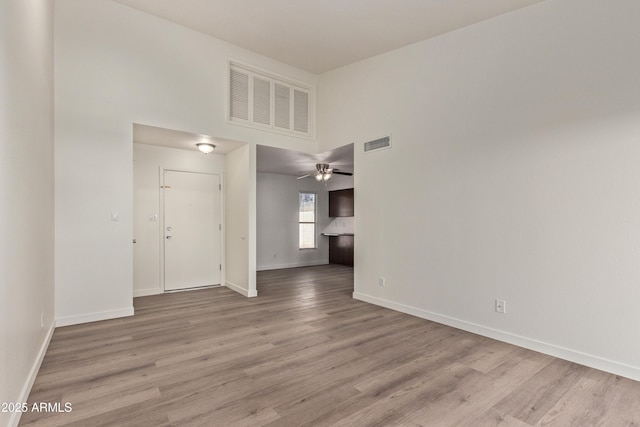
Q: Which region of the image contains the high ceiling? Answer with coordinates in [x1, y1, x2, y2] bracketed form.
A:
[126, 1, 543, 170]
[113, 0, 544, 74]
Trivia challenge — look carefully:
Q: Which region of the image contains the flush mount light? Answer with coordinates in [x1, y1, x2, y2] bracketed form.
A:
[196, 143, 216, 154]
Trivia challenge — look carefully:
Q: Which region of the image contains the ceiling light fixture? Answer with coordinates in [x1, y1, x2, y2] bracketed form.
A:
[196, 143, 216, 154]
[314, 163, 333, 182]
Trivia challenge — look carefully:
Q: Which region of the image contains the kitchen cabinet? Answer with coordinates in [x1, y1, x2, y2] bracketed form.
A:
[328, 234, 354, 266]
[329, 188, 354, 217]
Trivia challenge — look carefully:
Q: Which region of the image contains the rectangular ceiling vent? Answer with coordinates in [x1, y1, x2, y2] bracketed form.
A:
[364, 136, 391, 153]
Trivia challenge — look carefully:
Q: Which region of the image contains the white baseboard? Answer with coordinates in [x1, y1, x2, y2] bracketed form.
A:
[133, 288, 162, 297]
[256, 261, 328, 271]
[353, 292, 640, 382]
[55, 306, 134, 327]
[224, 281, 257, 298]
[9, 321, 55, 427]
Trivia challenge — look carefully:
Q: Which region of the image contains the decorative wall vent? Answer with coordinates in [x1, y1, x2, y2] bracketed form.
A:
[364, 136, 391, 153]
[229, 62, 314, 138]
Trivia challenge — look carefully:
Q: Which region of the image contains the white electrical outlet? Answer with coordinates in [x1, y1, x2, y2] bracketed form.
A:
[378, 276, 386, 287]
[495, 299, 506, 314]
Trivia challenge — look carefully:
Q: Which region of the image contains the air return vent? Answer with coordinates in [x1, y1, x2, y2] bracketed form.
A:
[229, 62, 314, 138]
[364, 136, 391, 153]
[230, 68, 249, 121]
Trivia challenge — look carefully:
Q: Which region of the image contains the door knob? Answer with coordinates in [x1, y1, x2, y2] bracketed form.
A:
[166, 236, 172, 239]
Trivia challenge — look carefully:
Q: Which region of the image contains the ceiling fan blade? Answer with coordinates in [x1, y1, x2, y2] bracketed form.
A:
[296, 174, 312, 180]
[333, 170, 353, 176]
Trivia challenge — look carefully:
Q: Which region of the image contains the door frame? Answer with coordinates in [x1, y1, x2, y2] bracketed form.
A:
[160, 168, 224, 292]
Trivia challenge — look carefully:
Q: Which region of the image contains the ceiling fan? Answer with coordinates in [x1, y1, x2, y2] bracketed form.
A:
[297, 163, 353, 182]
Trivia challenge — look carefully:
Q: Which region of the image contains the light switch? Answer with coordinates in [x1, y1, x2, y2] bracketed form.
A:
[111, 210, 119, 221]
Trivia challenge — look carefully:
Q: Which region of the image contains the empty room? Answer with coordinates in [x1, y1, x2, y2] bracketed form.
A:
[3, 0, 640, 426]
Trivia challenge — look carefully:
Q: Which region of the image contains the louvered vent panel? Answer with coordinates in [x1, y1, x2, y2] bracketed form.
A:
[274, 83, 291, 129]
[229, 62, 313, 137]
[364, 136, 391, 152]
[230, 69, 249, 121]
[253, 77, 271, 125]
[293, 89, 309, 133]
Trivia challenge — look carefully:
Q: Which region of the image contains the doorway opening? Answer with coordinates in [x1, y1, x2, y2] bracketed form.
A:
[132, 124, 246, 298]
[255, 143, 355, 295]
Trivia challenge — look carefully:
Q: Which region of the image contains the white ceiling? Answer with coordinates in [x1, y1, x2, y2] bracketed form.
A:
[133, 123, 246, 154]
[133, 124, 353, 175]
[257, 144, 353, 177]
[113, 0, 544, 74]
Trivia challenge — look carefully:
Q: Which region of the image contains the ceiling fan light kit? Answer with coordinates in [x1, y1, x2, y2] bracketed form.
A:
[298, 163, 353, 182]
[315, 163, 333, 181]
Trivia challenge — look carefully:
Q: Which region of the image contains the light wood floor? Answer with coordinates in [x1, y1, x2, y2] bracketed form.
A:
[21, 265, 640, 426]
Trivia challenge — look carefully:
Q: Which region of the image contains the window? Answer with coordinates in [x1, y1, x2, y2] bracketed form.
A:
[229, 62, 314, 138]
[299, 192, 316, 249]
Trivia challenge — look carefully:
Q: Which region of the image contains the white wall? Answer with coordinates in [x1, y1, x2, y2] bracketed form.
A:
[0, 1, 55, 426]
[318, 0, 640, 380]
[54, 0, 316, 324]
[257, 173, 330, 270]
[225, 145, 257, 296]
[133, 143, 225, 296]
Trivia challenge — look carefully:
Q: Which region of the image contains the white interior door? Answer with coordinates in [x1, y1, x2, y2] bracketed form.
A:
[164, 170, 221, 291]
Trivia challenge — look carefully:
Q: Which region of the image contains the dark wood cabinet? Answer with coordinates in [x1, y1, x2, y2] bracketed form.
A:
[328, 235, 354, 266]
[329, 188, 354, 217]
[327, 188, 354, 266]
